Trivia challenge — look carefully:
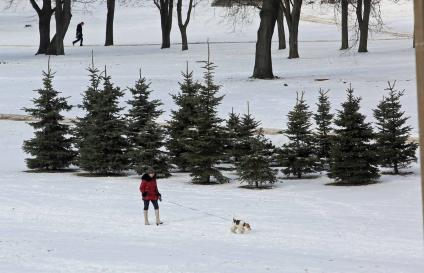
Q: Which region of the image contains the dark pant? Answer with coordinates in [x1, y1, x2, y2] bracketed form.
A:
[73, 35, 83, 46]
[143, 200, 159, 211]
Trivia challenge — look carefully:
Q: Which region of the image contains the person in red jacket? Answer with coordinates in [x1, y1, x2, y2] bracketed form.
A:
[140, 167, 163, 225]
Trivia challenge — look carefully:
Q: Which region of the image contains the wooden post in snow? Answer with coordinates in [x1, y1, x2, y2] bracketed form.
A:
[413, 0, 424, 229]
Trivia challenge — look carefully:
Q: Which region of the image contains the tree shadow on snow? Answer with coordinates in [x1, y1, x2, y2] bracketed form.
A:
[75, 172, 128, 178]
[282, 175, 321, 180]
[325, 181, 380, 186]
[23, 168, 78, 174]
[381, 171, 414, 176]
[238, 184, 275, 190]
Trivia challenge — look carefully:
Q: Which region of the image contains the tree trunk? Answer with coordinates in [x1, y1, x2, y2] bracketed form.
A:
[288, 21, 300, 58]
[277, 3, 286, 50]
[281, 0, 302, 59]
[52, 0, 64, 55]
[357, 0, 371, 53]
[30, 0, 53, 55]
[47, 0, 72, 55]
[206, 172, 210, 184]
[105, 0, 115, 46]
[177, 0, 194, 51]
[252, 0, 278, 79]
[341, 0, 349, 50]
[394, 162, 399, 175]
[158, 0, 173, 49]
[161, 19, 171, 49]
[180, 26, 188, 50]
[37, 10, 52, 55]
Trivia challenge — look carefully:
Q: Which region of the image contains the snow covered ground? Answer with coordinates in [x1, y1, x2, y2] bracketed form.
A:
[0, 38, 417, 134]
[0, 1, 418, 133]
[1, 1, 423, 272]
[0, 120, 423, 273]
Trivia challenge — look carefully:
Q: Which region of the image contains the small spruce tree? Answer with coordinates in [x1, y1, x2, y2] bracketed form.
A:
[23, 60, 75, 170]
[167, 63, 202, 171]
[225, 108, 241, 164]
[373, 82, 418, 174]
[236, 130, 277, 188]
[227, 109, 241, 135]
[314, 89, 334, 170]
[74, 63, 129, 175]
[184, 45, 229, 184]
[127, 70, 171, 177]
[226, 104, 261, 164]
[280, 92, 319, 178]
[238, 104, 261, 159]
[329, 86, 380, 184]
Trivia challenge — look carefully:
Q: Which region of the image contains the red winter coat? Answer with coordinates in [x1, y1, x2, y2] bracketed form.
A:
[140, 174, 160, 201]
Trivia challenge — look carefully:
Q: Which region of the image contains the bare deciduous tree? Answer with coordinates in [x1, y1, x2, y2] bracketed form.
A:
[46, 0, 72, 55]
[341, 0, 349, 49]
[280, 0, 303, 59]
[154, 0, 174, 49]
[354, 0, 382, 53]
[105, 0, 115, 46]
[221, 0, 282, 78]
[328, 0, 351, 50]
[223, 0, 286, 50]
[176, 0, 196, 50]
[252, 0, 278, 79]
[356, 0, 371, 52]
[277, 1, 286, 50]
[28, 0, 55, 54]
[328, 0, 381, 52]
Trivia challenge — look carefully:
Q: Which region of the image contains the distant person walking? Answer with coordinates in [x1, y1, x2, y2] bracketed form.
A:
[140, 167, 163, 226]
[72, 22, 84, 46]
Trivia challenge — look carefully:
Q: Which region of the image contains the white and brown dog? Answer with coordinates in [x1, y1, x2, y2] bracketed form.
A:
[231, 218, 251, 234]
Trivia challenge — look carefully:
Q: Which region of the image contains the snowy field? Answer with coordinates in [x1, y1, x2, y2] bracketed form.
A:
[1, 1, 424, 272]
[1, 120, 423, 273]
[0, 1, 418, 133]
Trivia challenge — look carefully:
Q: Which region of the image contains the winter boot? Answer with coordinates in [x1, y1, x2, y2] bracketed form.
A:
[155, 209, 163, 225]
[144, 210, 150, 225]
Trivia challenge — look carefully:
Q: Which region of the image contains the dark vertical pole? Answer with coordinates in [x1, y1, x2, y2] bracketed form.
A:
[413, 0, 424, 230]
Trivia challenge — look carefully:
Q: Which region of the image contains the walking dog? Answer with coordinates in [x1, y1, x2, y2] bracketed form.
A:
[231, 218, 251, 234]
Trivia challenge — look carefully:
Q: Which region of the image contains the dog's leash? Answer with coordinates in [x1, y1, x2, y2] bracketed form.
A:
[164, 200, 231, 221]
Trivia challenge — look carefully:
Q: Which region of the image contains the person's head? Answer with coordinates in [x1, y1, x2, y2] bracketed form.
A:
[146, 167, 155, 177]
[81, 22, 85, 26]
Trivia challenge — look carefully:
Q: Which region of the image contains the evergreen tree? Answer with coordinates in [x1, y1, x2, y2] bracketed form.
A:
[127, 70, 171, 177]
[373, 82, 418, 174]
[227, 109, 241, 135]
[167, 64, 202, 171]
[184, 45, 229, 184]
[236, 130, 277, 188]
[329, 86, 380, 184]
[226, 104, 261, 164]
[23, 61, 75, 170]
[74, 64, 129, 175]
[238, 105, 261, 158]
[239, 105, 260, 139]
[225, 108, 241, 164]
[280, 92, 319, 178]
[314, 89, 334, 169]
